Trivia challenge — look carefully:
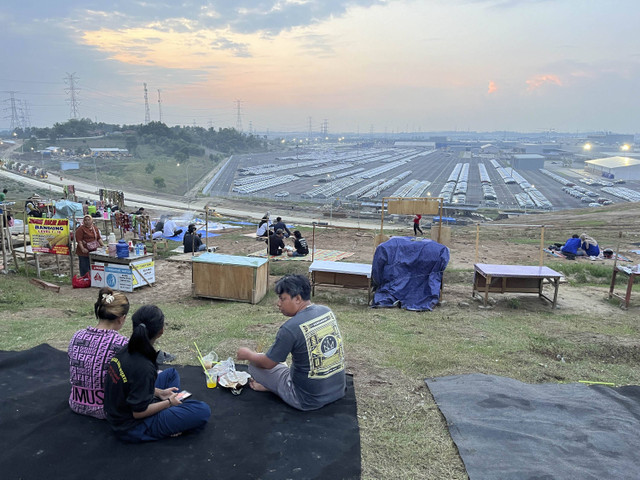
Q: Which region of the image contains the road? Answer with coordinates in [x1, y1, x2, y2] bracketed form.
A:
[0, 167, 381, 229]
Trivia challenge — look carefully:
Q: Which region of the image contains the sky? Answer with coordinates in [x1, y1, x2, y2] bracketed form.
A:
[1, 0, 639, 134]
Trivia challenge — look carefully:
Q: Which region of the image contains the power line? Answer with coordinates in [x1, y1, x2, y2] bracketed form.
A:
[64, 73, 80, 119]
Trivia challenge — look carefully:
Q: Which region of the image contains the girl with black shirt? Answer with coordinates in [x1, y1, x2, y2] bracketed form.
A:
[103, 305, 210, 442]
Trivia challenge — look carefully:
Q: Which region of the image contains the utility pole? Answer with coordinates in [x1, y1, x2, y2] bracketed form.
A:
[157, 89, 163, 124]
[64, 73, 80, 119]
[143, 83, 151, 124]
[235, 99, 243, 132]
[308, 116, 313, 142]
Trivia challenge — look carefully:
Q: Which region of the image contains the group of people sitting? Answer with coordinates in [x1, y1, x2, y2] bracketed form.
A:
[559, 233, 600, 258]
[256, 213, 309, 257]
[68, 274, 346, 442]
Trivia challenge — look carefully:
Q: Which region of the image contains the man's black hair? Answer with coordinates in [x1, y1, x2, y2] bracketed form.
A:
[275, 274, 311, 301]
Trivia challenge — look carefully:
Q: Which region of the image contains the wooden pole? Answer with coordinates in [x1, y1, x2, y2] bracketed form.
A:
[475, 223, 480, 264]
[69, 214, 76, 278]
[1, 209, 7, 272]
[311, 223, 316, 262]
[205, 208, 209, 251]
[612, 231, 622, 272]
[539, 226, 545, 266]
[23, 211, 28, 277]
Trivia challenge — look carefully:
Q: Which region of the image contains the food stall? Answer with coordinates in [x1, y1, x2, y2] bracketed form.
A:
[89, 249, 155, 292]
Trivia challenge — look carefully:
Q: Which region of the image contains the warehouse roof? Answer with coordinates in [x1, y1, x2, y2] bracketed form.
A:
[585, 156, 640, 169]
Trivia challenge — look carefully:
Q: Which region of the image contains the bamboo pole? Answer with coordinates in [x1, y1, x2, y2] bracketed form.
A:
[205, 208, 209, 251]
[475, 223, 480, 264]
[539, 226, 545, 266]
[23, 211, 28, 277]
[1, 209, 7, 272]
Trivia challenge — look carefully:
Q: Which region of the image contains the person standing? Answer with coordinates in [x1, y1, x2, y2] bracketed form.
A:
[237, 274, 346, 411]
[413, 214, 423, 235]
[68, 288, 130, 419]
[75, 214, 104, 276]
[103, 305, 211, 442]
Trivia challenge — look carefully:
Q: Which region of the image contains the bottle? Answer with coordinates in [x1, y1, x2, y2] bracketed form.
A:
[107, 233, 117, 257]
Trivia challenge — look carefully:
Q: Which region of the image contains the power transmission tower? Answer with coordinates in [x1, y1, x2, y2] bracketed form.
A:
[235, 99, 243, 132]
[321, 119, 328, 137]
[308, 117, 313, 141]
[7, 91, 20, 130]
[157, 89, 163, 124]
[19, 100, 31, 129]
[249, 121, 253, 135]
[143, 83, 151, 124]
[64, 73, 80, 119]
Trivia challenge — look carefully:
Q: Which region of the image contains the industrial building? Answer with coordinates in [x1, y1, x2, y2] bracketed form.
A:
[511, 154, 545, 170]
[584, 156, 640, 180]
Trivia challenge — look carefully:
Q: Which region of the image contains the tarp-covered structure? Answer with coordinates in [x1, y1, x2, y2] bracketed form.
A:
[371, 236, 449, 311]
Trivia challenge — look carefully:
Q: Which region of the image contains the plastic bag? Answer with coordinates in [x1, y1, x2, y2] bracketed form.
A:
[201, 351, 219, 369]
[208, 357, 251, 395]
[72, 272, 91, 288]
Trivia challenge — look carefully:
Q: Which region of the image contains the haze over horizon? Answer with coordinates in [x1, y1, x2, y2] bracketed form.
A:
[2, 0, 639, 134]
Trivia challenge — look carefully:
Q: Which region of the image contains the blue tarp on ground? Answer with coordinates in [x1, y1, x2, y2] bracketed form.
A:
[371, 236, 449, 311]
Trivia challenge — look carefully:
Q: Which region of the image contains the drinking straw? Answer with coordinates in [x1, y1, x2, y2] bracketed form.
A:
[194, 342, 216, 382]
[579, 380, 615, 386]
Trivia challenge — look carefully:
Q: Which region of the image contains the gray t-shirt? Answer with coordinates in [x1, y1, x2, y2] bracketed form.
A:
[266, 304, 346, 410]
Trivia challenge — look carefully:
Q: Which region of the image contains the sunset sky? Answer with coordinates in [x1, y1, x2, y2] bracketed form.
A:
[1, 0, 639, 134]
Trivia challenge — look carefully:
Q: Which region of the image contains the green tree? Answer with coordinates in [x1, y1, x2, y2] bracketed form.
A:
[145, 163, 155, 174]
[125, 136, 138, 155]
[153, 177, 166, 190]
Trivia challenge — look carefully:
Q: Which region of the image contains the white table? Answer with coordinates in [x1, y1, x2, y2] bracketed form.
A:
[309, 260, 373, 302]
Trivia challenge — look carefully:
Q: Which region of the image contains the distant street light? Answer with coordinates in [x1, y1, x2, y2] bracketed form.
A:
[177, 163, 191, 194]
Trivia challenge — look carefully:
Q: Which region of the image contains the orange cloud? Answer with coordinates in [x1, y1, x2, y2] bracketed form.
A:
[487, 81, 498, 94]
[526, 74, 562, 91]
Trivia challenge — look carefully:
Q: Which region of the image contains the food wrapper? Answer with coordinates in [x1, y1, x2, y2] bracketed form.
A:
[206, 357, 251, 395]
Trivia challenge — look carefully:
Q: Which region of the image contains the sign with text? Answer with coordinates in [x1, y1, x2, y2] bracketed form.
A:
[28, 218, 70, 255]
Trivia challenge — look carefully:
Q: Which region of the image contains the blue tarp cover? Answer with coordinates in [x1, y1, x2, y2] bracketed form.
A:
[372, 236, 449, 311]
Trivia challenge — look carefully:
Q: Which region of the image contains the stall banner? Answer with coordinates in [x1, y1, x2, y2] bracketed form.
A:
[28, 218, 70, 255]
[90, 263, 105, 288]
[99, 258, 155, 292]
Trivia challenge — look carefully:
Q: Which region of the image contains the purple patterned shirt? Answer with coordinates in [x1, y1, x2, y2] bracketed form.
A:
[68, 327, 128, 419]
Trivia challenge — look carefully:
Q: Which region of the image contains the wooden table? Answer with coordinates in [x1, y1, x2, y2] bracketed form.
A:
[309, 260, 373, 303]
[472, 263, 562, 308]
[192, 253, 268, 304]
[609, 266, 639, 308]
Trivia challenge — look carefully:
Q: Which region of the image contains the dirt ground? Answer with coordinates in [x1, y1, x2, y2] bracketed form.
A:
[13, 200, 640, 317]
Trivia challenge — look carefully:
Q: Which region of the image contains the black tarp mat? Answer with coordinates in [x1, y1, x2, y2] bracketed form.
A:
[426, 374, 640, 480]
[0, 344, 360, 480]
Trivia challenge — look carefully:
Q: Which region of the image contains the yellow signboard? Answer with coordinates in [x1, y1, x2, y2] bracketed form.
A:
[28, 218, 70, 255]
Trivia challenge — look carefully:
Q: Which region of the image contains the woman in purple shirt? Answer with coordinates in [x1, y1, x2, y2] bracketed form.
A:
[68, 287, 130, 419]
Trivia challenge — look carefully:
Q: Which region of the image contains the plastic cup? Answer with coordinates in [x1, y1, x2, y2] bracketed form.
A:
[206, 375, 217, 388]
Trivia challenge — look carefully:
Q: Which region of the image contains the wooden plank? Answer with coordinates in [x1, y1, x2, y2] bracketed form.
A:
[29, 278, 61, 293]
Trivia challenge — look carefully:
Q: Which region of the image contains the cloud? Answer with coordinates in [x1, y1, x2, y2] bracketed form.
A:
[487, 80, 498, 94]
[526, 74, 562, 91]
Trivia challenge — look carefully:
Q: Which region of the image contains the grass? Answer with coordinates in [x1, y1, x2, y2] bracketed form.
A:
[2, 272, 640, 480]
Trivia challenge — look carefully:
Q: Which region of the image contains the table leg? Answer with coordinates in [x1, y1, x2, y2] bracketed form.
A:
[552, 278, 559, 308]
[624, 273, 635, 308]
[609, 269, 618, 298]
[484, 274, 491, 306]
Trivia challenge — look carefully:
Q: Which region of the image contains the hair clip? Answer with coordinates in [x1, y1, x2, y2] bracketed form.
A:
[102, 293, 115, 304]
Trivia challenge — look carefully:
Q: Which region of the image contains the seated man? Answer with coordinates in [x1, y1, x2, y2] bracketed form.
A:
[272, 217, 291, 238]
[288, 230, 309, 257]
[183, 224, 206, 252]
[560, 234, 586, 257]
[266, 229, 285, 256]
[237, 274, 346, 411]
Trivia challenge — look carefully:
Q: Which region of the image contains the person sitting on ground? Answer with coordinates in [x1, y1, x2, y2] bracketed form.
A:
[68, 288, 130, 419]
[103, 305, 211, 443]
[560, 234, 586, 257]
[237, 274, 346, 411]
[267, 228, 286, 256]
[272, 216, 291, 238]
[152, 215, 183, 239]
[288, 230, 309, 257]
[256, 215, 272, 237]
[25, 194, 43, 217]
[580, 233, 600, 257]
[183, 224, 206, 253]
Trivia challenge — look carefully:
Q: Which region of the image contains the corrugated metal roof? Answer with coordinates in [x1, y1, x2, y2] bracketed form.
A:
[584, 156, 640, 168]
